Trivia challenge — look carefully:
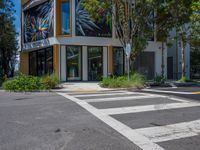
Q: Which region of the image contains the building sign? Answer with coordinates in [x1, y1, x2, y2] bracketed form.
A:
[24, 0, 54, 43]
[75, 0, 112, 37]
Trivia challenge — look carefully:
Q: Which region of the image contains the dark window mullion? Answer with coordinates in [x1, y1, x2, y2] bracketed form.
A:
[44, 48, 47, 75]
[36, 51, 38, 76]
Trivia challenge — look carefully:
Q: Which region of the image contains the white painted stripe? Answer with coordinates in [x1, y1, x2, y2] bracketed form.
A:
[74, 92, 139, 98]
[134, 119, 200, 143]
[84, 95, 166, 103]
[143, 89, 194, 95]
[57, 92, 165, 150]
[100, 102, 200, 115]
[67, 90, 130, 95]
[168, 97, 189, 103]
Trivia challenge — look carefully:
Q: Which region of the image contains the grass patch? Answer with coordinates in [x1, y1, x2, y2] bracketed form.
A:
[40, 74, 60, 90]
[100, 73, 145, 88]
[3, 74, 59, 92]
[193, 79, 200, 83]
[177, 76, 192, 83]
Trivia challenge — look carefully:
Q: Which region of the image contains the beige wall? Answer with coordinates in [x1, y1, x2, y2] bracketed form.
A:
[20, 51, 29, 75]
[53, 45, 60, 76]
[21, 0, 29, 5]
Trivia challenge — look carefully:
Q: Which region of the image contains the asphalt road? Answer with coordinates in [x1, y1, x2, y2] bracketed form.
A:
[58, 90, 200, 150]
[0, 91, 136, 150]
[1, 89, 200, 150]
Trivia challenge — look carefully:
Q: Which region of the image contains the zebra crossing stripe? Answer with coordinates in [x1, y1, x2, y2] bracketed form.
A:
[57, 92, 165, 150]
[67, 90, 129, 95]
[83, 95, 166, 103]
[99, 102, 200, 115]
[134, 119, 200, 143]
[142, 89, 194, 95]
[74, 92, 137, 98]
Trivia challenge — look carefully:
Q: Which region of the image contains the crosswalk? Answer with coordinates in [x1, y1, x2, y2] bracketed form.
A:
[57, 90, 200, 150]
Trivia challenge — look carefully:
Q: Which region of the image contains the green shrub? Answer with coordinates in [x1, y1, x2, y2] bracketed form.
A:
[3, 74, 41, 92]
[154, 74, 166, 84]
[3, 74, 60, 92]
[177, 76, 191, 83]
[100, 73, 145, 89]
[41, 74, 60, 89]
[130, 73, 145, 88]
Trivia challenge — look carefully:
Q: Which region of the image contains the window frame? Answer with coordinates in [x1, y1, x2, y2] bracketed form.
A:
[29, 47, 54, 76]
[59, 0, 72, 36]
[66, 45, 83, 81]
[112, 47, 125, 76]
[87, 46, 103, 81]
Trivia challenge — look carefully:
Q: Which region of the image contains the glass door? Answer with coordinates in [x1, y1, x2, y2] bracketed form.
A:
[113, 47, 124, 76]
[88, 47, 103, 81]
[66, 46, 82, 81]
[37, 49, 45, 76]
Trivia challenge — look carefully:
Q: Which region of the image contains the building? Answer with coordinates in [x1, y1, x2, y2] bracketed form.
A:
[20, 0, 167, 82]
[167, 29, 191, 80]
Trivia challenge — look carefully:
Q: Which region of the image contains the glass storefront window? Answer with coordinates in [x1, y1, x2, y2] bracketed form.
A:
[113, 47, 124, 76]
[66, 46, 82, 81]
[29, 51, 37, 76]
[88, 47, 103, 81]
[46, 48, 53, 74]
[29, 47, 53, 76]
[62, 0, 70, 35]
[37, 50, 45, 76]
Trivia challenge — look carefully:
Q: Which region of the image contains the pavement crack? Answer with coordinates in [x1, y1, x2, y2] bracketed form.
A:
[150, 123, 162, 126]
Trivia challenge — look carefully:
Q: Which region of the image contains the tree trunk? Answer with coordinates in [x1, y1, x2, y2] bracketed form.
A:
[161, 41, 164, 78]
[180, 39, 185, 78]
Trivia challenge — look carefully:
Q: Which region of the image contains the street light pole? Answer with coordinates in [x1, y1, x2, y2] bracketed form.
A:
[126, 43, 131, 81]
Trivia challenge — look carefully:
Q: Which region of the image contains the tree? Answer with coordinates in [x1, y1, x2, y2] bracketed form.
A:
[153, 0, 199, 79]
[81, 0, 155, 80]
[190, 1, 200, 48]
[0, 0, 18, 84]
[80, 0, 199, 80]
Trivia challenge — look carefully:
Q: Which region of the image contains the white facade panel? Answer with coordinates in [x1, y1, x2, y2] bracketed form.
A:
[82, 46, 88, 81]
[103, 47, 108, 78]
[72, 0, 76, 37]
[60, 46, 66, 82]
[144, 42, 167, 77]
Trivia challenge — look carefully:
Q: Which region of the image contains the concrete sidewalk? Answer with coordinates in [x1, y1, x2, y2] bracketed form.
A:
[53, 82, 114, 92]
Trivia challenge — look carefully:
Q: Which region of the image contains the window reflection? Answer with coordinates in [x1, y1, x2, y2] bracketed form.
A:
[29, 47, 53, 76]
[66, 46, 82, 80]
[113, 47, 124, 76]
[62, 0, 70, 35]
[29, 52, 37, 76]
[46, 48, 53, 74]
[88, 47, 103, 81]
[37, 50, 45, 76]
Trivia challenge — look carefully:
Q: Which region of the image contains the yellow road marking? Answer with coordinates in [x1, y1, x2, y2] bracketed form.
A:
[192, 92, 200, 94]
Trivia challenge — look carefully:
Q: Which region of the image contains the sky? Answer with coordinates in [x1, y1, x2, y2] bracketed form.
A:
[13, 0, 20, 69]
[13, 0, 20, 33]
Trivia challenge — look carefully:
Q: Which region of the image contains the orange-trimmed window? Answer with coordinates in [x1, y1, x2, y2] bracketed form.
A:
[61, 0, 71, 35]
